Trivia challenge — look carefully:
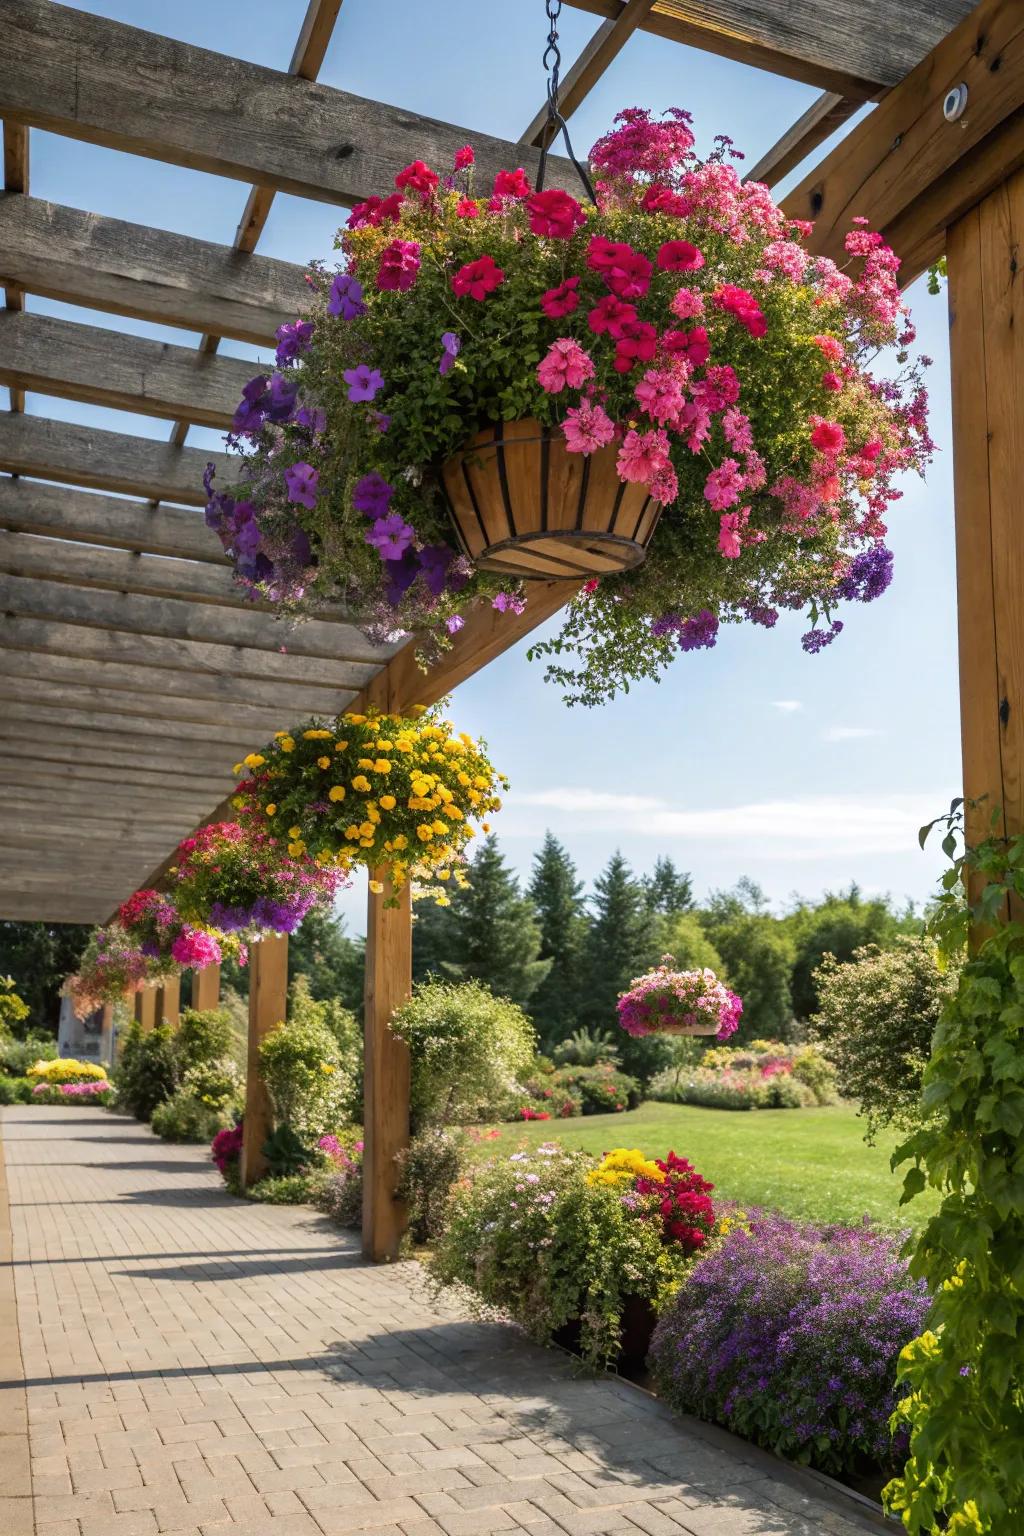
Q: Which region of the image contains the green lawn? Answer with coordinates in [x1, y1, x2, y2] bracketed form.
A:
[472, 1101, 937, 1232]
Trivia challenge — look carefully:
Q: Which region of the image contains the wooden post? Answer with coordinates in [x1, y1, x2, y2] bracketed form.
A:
[192, 963, 221, 1011]
[154, 974, 180, 1025]
[240, 934, 288, 1190]
[99, 1002, 115, 1069]
[362, 875, 412, 1262]
[134, 986, 157, 1031]
[948, 170, 1024, 901]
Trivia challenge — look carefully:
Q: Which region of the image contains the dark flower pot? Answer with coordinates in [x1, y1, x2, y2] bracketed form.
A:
[552, 1293, 657, 1374]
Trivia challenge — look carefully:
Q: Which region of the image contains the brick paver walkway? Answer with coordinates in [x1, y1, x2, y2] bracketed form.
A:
[1, 1107, 881, 1536]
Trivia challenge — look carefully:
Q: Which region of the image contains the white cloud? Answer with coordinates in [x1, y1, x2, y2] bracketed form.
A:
[772, 700, 803, 713]
[823, 726, 884, 742]
[507, 788, 948, 858]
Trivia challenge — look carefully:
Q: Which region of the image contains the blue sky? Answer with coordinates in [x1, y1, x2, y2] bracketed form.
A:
[7, 1, 960, 932]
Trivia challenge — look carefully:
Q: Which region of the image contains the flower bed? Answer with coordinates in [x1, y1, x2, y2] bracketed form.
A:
[31, 1079, 115, 1106]
[206, 106, 931, 706]
[27, 1057, 108, 1086]
[650, 1040, 837, 1110]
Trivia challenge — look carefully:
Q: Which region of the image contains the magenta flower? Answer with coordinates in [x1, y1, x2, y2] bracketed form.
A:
[704, 459, 745, 512]
[537, 338, 595, 394]
[492, 592, 526, 614]
[616, 428, 671, 485]
[283, 461, 320, 509]
[344, 365, 385, 403]
[377, 239, 421, 292]
[562, 401, 615, 454]
[366, 514, 415, 560]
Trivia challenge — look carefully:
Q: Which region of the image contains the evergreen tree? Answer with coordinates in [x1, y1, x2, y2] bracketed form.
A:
[0, 921, 90, 1032]
[582, 852, 665, 1082]
[701, 882, 794, 1041]
[642, 856, 694, 917]
[288, 910, 364, 1016]
[526, 832, 588, 1052]
[412, 891, 462, 983]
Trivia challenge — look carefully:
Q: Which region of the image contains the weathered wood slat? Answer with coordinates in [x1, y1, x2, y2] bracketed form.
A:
[0, 642, 351, 715]
[2, 1, 577, 205]
[0, 675, 286, 734]
[0, 782, 217, 818]
[748, 92, 858, 188]
[0, 572, 392, 664]
[3, 119, 28, 409]
[0, 530, 253, 609]
[0, 196, 307, 344]
[0, 728, 234, 775]
[0, 699, 262, 751]
[0, 611, 376, 692]
[787, 0, 1024, 281]
[0, 414, 230, 505]
[0, 311, 254, 428]
[0, 756, 223, 794]
[0, 897, 115, 924]
[0, 479, 226, 563]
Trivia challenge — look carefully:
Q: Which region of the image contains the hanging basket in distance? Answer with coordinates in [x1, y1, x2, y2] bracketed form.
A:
[440, 418, 661, 580]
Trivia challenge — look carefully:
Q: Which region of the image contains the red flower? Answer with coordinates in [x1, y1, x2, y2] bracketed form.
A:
[613, 320, 657, 374]
[395, 160, 439, 200]
[452, 255, 505, 301]
[454, 145, 475, 170]
[346, 193, 403, 230]
[587, 294, 637, 339]
[588, 237, 652, 299]
[527, 189, 586, 240]
[713, 284, 767, 338]
[662, 326, 710, 368]
[377, 240, 421, 293]
[587, 235, 622, 271]
[493, 167, 531, 199]
[541, 276, 580, 319]
[640, 185, 690, 218]
[456, 197, 480, 219]
[657, 239, 704, 273]
[810, 418, 846, 454]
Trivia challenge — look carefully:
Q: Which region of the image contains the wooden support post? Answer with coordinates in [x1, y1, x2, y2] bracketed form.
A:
[99, 1002, 114, 1069]
[192, 963, 221, 1011]
[948, 169, 1024, 904]
[240, 934, 288, 1190]
[154, 974, 180, 1026]
[362, 876, 412, 1263]
[134, 986, 156, 1031]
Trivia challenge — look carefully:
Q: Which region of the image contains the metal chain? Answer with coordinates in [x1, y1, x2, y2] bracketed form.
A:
[535, 0, 597, 203]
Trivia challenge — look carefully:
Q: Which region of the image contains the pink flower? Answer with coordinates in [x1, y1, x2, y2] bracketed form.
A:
[722, 408, 753, 452]
[346, 193, 402, 229]
[454, 145, 475, 170]
[713, 283, 767, 338]
[452, 255, 505, 300]
[394, 160, 438, 200]
[537, 338, 595, 394]
[605, 248, 653, 300]
[541, 276, 580, 319]
[493, 167, 531, 199]
[527, 189, 586, 239]
[704, 459, 745, 511]
[810, 418, 846, 455]
[669, 286, 704, 319]
[616, 428, 671, 485]
[456, 197, 480, 219]
[563, 400, 615, 453]
[613, 320, 657, 374]
[811, 334, 844, 363]
[650, 463, 679, 505]
[377, 240, 421, 292]
[657, 239, 704, 272]
[718, 507, 749, 557]
[640, 184, 690, 218]
[822, 371, 843, 392]
[663, 326, 709, 368]
[588, 294, 637, 338]
[635, 367, 685, 424]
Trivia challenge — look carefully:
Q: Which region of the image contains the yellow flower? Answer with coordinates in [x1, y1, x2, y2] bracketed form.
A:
[265, 803, 277, 816]
[393, 834, 408, 851]
[287, 840, 306, 857]
[376, 739, 394, 751]
[288, 825, 301, 837]
[320, 1062, 335, 1075]
[369, 880, 384, 895]
[344, 825, 361, 840]
[417, 825, 434, 842]
[274, 730, 290, 740]
[359, 820, 375, 838]
[357, 757, 375, 771]
[280, 737, 295, 753]
[344, 712, 367, 724]
[410, 704, 428, 716]
[448, 805, 464, 820]
[437, 869, 451, 881]
[432, 819, 449, 835]
[379, 794, 396, 811]
[457, 771, 471, 786]
[365, 804, 380, 824]
[243, 753, 266, 768]
[481, 822, 491, 833]
[334, 740, 349, 751]
[395, 738, 414, 754]
[232, 761, 243, 775]
[328, 785, 346, 803]
[303, 728, 333, 739]
[317, 756, 331, 770]
[352, 775, 371, 793]
[436, 894, 451, 906]
[359, 837, 375, 848]
[374, 759, 392, 774]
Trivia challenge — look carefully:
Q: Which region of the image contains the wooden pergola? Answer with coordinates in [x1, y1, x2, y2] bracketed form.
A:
[0, 0, 1019, 1259]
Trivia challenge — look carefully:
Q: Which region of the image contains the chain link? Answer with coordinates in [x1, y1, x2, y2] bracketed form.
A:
[535, 0, 596, 203]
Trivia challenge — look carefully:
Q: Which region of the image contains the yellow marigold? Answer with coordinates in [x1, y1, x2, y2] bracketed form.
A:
[458, 772, 471, 786]
[328, 785, 346, 802]
[432, 819, 449, 834]
[357, 757, 375, 770]
[287, 840, 306, 857]
[376, 739, 394, 751]
[410, 704, 428, 716]
[473, 775, 490, 789]
[334, 740, 349, 751]
[303, 729, 333, 740]
[359, 820, 375, 838]
[417, 825, 434, 842]
[344, 712, 367, 724]
[352, 775, 371, 793]
[482, 822, 491, 833]
[345, 825, 361, 840]
[395, 739, 414, 753]
[288, 825, 301, 837]
[265, 803, 277, 816]
[393, 834, 408, 851]
[280, 737, 295, 753]
[232, 762, 243, 775]
[448, 805, 464, 820]
[436, 894, 451, 906]
[359, 837, 375, 848]
[243, 753, 266, 768]
[369, 880, 384, 895]
[374, 759, 392, 773]
[437, 869, 451, 881]
[320, 1062, 335, 1074]
[588, 1148, 665, 1187]
[317, 756, 331, 770]
[379, 794, 396, 811]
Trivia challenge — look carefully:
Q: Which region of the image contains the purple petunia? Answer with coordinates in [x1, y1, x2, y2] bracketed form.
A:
[492, 591, 526, 615]
[801, 620, 844, 654]
[439, 331, 461, 376]
[266, 372, 299, 422]
[283, 461, 320, 509]
[352, 472, 394, 519]
[274, 319, 314, 366]
[419, 543, 454, 596]
[366, 514, 415, 560]
[328, 272, 367, 320]
[344, 364, 385, 403]
[678, 610, 719, 651]
[835, 544, 894, 604]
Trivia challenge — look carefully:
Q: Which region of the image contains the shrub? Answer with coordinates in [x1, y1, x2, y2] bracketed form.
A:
[262, 1123, 315, 1176]
[26, 1056, 107, 1085]
[151, 1090, 227, 1143]
[552, 1027, 621, 1068]
[0, 1032, 55, 1076]
[389, 979, 535, 1127]
[314, 1137, 364, 1228]
[396, 1128, 466, 1243]
[179, 1059, 241, 1114]
[430, 1142, 703, 1368]
[550, 1063, 641, 1114]
[811, 936, 957, 1139]
[0, 1074, 33, 1104]
[653, 1065, 816, 1110]
[174, 1007, 236, 1074]
[246, 1171, 329, 1204]
[257, 1011, 352, 1140]
[0, 976, 29, 1034]
[116, 1021, 177, 1120]
[650, 1213, 929, 1477]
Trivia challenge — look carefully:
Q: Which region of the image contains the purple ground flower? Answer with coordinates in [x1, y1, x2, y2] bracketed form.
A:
[439, 331, 461, 375]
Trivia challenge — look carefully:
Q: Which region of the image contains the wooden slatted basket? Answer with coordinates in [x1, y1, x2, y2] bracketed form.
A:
[440, 418, 662, 579]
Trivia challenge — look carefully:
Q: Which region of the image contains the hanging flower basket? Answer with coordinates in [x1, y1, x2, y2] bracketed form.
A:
[233, 707, 506, 902]
[168, 821, 344, 939]
[64, 923, 176, 1018]
[617, 956, 742, 1040]
[117, 888, 228, 971]
[440, 417, 660, 578]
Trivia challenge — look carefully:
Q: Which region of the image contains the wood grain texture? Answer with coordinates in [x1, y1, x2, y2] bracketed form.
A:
[0, 311, 254, 428]
[241, 934, 289, 1189]
[0, 675, 285, 735]
[192, 964, 221, 1011]
[0, 414, 230, 504]
[0, 195, 308, 345]
[748, 92, 858, 188]
[2, 119, 28, 410]
[787, 0, 1024, 283]
[0, 732, 234, 781]
[135, 989, 157, 1032]
[0, 479, 227, 563]
[362, 877, 412, 1263]
[0, 699, 263, 752]
[154, 976, 180, 1027]
[1, 1, 577, 204]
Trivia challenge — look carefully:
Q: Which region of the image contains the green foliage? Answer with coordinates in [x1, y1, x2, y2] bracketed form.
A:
[703, 883, 796, 1042]
[580, 851, 668, 1082]
[526, 833, 588, 1051]
[787, 883, 914, 1020]
[885, 811, 1024, 1533]
[287, 909, 365, 1016]
[262, 1123, 315, 1176]
[396, 1128, 466, 1244]
[315, 1138, 364, 1229]
[151, 1090, 228, 1143]
[655, 1066, 816, 1110]
[257, 1007, 352, 1141]
[657, 911, 725, 975]
[246, 1171, 328, 1205]
[926, 256, 948, 297]
[0, 1074, 33, 1105]
[642, 857, 694, 917]
[389, 977, 536, 1128]
[549, 1063, 641, 1115]
[0, 1032, 56, 1076]
[0, 976, 29, 1035]
[552, 1026, 621, 1068]
[0, 921, 89, 1031]
[116, 1021, 177, 1121]
[812, 937, 958, 1141]
[174, 1007, 235, 1074]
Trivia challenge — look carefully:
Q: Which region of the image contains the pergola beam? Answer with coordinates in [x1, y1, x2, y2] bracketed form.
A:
[0, 195, 308, 346]
[0, 676, 286, 734]
[748, 91, 860, 188]
[0, 414, 230, 505]
[520, 0, 659, 146]
[1, 1, 578, 206]
[0, 312, 254, 429]
[0, 700, 264, 750]
[0, 480, 227, 564]
[3, 118, 28, 413]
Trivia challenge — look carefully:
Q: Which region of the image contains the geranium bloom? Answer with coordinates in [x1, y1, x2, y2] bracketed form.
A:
[663, 326, 709, 368]
[456, 197, 479, 219]
[650, 463, 679, 505]
[810, 418, 846, 454]
[346, 192, 402, 229]
[343, 364, 385, 402]
[541, 276, 580, 319]
[669, 285, 704, 319]
[283, 461, 319, 509]
[452, 255, 505, 300]
[493, 167, 530, 199]
[713, 283, 767, 337]
[537, 338, 596, 394]
[613, 320, 657, 374]
[366, 514, 415, 560]
[811, 333, 844, 363]
[377, 239, 421, 292]
[722, 408, 753, 452]
[588, 294, 637, 338]
[718, 506, 749, 557]
[454, 145, 475, 170]
[527, 189, 586, 239]
[171, 928, 222, 969]
[822, 371, 843, 392]
[352, 472, 393, 518]
[704, 459, 745, 511]
[657, 239, 704, 272]
[395, 160, 438, 199]
[327, 273, 366, 320]
[641, 184, 690, 217]
[635, 367, 685, 424]
[606, 248, 653, 299]
[617, 428, 671, 485]
[563, 401, 615, 454]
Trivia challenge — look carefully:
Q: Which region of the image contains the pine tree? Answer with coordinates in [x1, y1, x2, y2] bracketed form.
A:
[412, 891, 462, 983]
[582, 851, 664, 1082]
[287, 910, 364, 1015]
[642, 856, 694, 917]
[526, 832, 588, 1052]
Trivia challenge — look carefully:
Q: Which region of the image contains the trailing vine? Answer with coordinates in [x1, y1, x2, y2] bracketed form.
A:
[884, 798, 1024, 1534]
